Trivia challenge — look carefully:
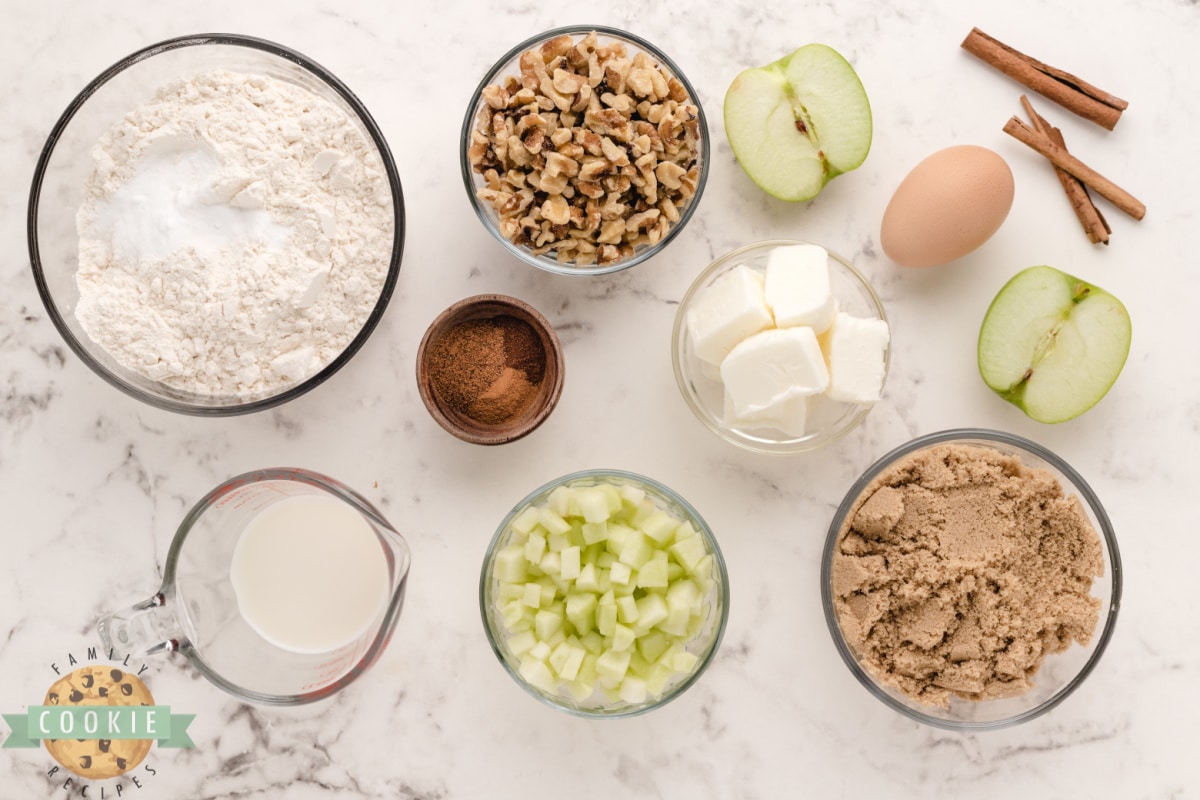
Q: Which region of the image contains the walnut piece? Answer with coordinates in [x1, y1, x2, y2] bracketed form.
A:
[470, 32, 702, 267]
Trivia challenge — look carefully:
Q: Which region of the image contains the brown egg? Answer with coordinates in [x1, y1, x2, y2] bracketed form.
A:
[880, 145, 1014, 268]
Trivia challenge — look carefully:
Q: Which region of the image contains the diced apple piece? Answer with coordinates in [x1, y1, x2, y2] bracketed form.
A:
[538, 507, 571, 535]
[575, 562, 600, 593]
[507, 630, 537, 656]
[512, 505, 542, 535]
[669, 535, 707, 573]
[580, 631, 604, 655]
[620, 483, 646, 506]
[636, 631, 671, 664]
[670, 650, 699, 674]
[582, 542, 604, 565]
[646, 663, 674, 697]
[628, 651, 653, 680]
[575, 487, 610, 523]
[548, 485, 571, 517]
[597, 600, 618, 637]
[522, 582, 542, 608]
[529, 640, 551, 661]
[559, 645, 586, 682]
[619, 530, 654, 569]
[596, 550, 616, 568]
[596, 648, 632, 683]
[605, 523, 631, 555]
[637, 554, 669, 589]
[565, 592, 597, 636]
[611, 578, 637, 597]
[567, 680, 594, 702]
[560, 546, 581, 580]
[549, 641, 572, 674]
[689, 554, 714, 582]
[615, 594, 639, 624]
[524, 531, 547, 564]
[634, 593, 670, 633]
[658, 604, 691, 637]
[611, 623, 636, 652]
[595, 567, 612, 594]
[502, 600, 531, 629]
[519, 657, 556, 692]
[539, 551, 561, 577]
[609, 560, 633, 586]
[639, 510, 678, 545]
[535, 608, 563, 641]
[674, 521, 698, 541]
[547, 532, 569, 553]
[498, 582, 525, 602]
[629, 499, 656, 528]
[619, 675, 648, 704]
[582, 521, 608, 545]
[543, 627, 566, 649]
[667, 578, 700, 612]
[494, 545, 527, 583]
[602, 484, 622, 513]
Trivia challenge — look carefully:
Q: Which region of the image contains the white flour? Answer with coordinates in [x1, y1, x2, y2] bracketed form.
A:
[75, 70, 394, 399]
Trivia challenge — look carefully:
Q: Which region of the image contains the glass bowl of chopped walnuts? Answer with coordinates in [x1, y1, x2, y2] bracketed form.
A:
[460, 26, 709, 275]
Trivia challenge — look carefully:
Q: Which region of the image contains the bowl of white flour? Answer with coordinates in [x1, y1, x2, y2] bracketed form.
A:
[29, 34, 404, 414]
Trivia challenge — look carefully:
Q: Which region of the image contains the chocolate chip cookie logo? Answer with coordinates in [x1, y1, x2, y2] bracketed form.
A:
[3, 651, 195, 790]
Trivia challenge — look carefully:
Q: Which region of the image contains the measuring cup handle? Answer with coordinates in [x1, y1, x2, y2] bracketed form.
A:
[97, 593, 185, 658]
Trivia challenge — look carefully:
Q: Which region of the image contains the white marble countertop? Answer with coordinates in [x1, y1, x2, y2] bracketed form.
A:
[2, 1, 1197, 797]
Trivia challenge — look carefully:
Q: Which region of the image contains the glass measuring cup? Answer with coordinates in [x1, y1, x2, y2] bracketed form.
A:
[97, 468, 411, 705]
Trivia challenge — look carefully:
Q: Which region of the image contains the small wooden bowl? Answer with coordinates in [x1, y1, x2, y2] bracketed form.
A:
[416, 294, 564, 445]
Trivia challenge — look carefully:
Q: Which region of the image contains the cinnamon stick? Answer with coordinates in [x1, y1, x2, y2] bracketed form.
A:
[1020, 95, 1111, 244]
[1002, 116, 1145, 220]
[963, 28, 1128, 130]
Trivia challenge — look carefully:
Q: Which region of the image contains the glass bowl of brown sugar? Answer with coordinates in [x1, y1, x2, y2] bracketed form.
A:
[821, 429, 1122, 731]
[416, 294, 564, 445]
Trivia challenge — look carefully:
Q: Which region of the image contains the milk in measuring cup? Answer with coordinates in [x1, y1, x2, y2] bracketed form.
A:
[230, 495, 390, 654]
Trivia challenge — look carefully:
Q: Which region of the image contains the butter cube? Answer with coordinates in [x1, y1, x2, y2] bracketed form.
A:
[764, 244, 836, 333]
[720, 327, 829, 420]
[823, 312, 890, 403]
[724, 390, 808, 437]
[686, 264, 774, 367]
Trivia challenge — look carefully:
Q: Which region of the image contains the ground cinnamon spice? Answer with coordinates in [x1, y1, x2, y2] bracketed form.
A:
[427, 314, 546, 426]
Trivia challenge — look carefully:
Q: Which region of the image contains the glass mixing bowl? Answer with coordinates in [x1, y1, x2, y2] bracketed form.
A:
[28, 33, 405, 415]
[672, 239, 889, 454]
[460, 25, 708, 275]
[480, 469, 729, 717]
[821, 429, 1122, 731]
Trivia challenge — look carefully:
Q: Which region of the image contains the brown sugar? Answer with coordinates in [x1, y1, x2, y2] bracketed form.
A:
[830, 443, 1104, 707]
[427, 314, 546, 426]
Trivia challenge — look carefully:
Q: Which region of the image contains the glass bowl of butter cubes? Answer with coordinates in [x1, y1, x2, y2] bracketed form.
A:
[672, 240, 890, 454]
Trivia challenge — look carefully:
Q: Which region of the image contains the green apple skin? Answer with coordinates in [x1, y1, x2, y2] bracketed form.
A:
[978, 266, 1132, 424]
[724, 44, 872, 202]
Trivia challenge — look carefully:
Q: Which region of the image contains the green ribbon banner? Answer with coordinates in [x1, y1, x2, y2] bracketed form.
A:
[2, 706, 195, 749]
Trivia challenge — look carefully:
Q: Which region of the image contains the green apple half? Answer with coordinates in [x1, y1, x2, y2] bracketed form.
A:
[978, 266, 1131, 423]
[724, 44, 872, 202]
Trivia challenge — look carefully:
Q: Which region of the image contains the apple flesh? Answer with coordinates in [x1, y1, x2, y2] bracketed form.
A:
[978, 266, 1131, 423]
[724, 44, 872, 202]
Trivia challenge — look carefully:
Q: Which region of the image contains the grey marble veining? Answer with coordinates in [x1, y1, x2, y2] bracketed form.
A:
[2, 0, 1199, 798]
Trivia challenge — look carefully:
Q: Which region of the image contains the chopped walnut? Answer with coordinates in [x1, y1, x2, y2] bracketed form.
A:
[470, 31, 702, 267]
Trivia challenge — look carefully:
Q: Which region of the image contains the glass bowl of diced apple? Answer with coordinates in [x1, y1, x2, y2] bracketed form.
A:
[480, 469, 729, 717]
[672, 240, 890, 454]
